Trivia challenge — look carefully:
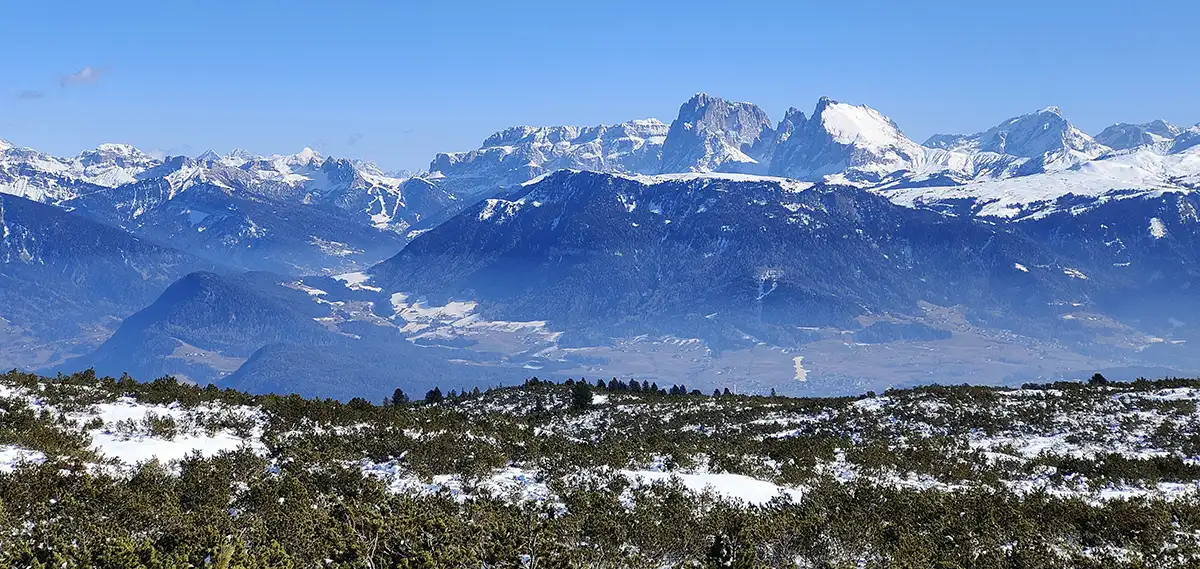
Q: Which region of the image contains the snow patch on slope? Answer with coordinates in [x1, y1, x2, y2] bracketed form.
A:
[1150, 217, 1167, 239]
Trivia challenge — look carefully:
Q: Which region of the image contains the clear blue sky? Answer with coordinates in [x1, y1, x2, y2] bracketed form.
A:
[2, 0, 1197, 171]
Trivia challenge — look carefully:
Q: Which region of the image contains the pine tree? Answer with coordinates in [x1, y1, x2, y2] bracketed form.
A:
[570, 381, 593, 411]
[392, 388, 409, 406]
[425, 387, 444, 403]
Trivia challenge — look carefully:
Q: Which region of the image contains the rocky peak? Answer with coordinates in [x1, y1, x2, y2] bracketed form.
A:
[767, 97, 923, 183]
[658, 92, 775, 173]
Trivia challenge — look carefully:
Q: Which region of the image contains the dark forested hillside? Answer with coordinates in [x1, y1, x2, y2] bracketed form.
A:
[54, 271, 529, 399]
[0, 194, 213, 369]
[372, 171, 1199, 364]
[54, 271, 332, 384]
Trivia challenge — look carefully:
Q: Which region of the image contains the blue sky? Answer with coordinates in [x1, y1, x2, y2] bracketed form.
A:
[2, 0, 1197, 171]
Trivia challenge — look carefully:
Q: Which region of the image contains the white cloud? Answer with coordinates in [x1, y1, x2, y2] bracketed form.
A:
[60, 66, 107, 87]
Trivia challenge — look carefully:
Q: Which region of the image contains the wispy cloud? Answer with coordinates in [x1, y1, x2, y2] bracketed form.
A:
[59, 66, 108, 87]
[347, 132, 364, 146]
[16, 90, 44, 100]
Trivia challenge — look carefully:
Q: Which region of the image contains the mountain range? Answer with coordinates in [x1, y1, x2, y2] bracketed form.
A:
[430, 94, 1200, 218]
[0, 142, 457, 274]
[2, 93, 1198, 397]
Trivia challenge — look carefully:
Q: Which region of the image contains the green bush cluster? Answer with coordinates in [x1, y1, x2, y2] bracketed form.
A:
[3, 369, 1200, 567]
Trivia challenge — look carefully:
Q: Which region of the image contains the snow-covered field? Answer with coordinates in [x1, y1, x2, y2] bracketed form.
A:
[0, 382, 264, 473]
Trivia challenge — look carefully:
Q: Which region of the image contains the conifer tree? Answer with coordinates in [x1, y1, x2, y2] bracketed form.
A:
[570, 381, 593, 411]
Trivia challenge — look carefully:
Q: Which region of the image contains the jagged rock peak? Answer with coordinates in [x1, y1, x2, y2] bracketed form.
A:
[658, 92, 775, 173]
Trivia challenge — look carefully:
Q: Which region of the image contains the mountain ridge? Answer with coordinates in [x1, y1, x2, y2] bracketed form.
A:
[0, 142, 457, 274]
[425, 93, 1197, 200]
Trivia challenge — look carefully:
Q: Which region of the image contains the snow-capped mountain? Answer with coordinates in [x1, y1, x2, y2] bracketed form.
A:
[1095, 120, 1182, 150]
[427, 95, 1199, 219]
[766, 97, 926, 184]
[428, 119, 668, 195]
[1171, 126, 1200, 154]
[0, 140, 451, 232]
[0, 142, 158, 203]
[657, 93, 774, 173]
[922, 106, 1109, 176]
[887, 114, 1200, 221]
[883, 143, 1200, 220]
[0, 141, 457, 273]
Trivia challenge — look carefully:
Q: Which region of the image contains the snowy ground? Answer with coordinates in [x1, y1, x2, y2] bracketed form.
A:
[0, 383, 264, 473]
[5, 376, 1200, 507]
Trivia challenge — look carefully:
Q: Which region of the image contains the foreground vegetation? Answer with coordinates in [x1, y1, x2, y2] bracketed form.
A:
[3, 369, 1200, 567]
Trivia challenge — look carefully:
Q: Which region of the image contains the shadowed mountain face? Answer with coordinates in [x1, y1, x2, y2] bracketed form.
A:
[54, 271, 332, 383]
[0, 193, 213, 368]
[371, 171, 1200, 369]
[64, 178, 412, 275]
[374, 173, 1044, 337]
